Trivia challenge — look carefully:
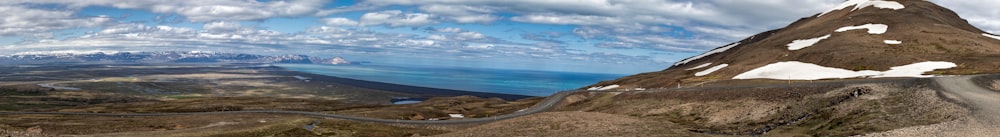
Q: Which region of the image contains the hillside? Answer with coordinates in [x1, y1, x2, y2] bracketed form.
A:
[588, 0, 1000, 89]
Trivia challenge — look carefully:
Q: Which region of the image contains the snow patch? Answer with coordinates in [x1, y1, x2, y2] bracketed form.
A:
[686, 63, 713, 70]
[884, 40, 902, 44]
[820, 0, 905, 16]
[292, 76, 310, 80]
[835, 24, 889, 34]
[984, 33, 1000, 41]
[38, 83, 81, 91]
[880, 62, 958, 78]
[695, 64, 729, 76]
[788, 34, 832, 50]
[449, 114, 465, 118]
[674, 43, 740, 66]
[588, 85, 620, 90]
[733, 61, 956, 80]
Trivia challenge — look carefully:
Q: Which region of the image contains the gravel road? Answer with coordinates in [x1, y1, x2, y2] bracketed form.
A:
[862, 75, 1000, 137]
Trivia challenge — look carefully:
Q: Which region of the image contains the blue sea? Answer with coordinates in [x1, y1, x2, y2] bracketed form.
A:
[276, 64, 626, 96]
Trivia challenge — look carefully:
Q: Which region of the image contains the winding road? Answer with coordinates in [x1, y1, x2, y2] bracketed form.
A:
[0, 89, 582, 125]
[930, 75, 1000, 135]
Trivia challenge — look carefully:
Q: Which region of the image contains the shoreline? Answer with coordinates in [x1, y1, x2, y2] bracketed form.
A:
[264, 65, 536, 100]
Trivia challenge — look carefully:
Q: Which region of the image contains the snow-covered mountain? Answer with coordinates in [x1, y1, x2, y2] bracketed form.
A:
[587, 0, 1000, 89]
[0, 51, 352, 65]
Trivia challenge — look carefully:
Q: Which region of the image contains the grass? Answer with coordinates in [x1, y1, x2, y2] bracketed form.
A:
[310, 119, 447, 137]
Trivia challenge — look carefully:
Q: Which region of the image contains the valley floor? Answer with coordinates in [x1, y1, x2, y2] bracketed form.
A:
[2, 64, 999, 136]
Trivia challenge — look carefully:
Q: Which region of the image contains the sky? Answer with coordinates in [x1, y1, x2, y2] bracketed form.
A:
[0, 0, 998, 74]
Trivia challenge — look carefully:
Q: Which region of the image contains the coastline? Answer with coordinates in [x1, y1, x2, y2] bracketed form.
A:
[265, 65, 535, 100]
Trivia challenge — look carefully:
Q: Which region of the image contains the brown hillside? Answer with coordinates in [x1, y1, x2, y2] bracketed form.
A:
[588, 0, 1000, 89]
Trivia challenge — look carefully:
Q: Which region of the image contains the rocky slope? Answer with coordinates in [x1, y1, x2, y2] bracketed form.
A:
[588, 0, 1000, 89]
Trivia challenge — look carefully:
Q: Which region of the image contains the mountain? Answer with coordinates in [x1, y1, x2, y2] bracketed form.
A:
[587, 0, 1000, 89]
[0, 51, 352, 65]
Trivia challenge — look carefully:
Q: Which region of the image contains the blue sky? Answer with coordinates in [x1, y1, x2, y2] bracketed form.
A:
[1, 0, 998, 74]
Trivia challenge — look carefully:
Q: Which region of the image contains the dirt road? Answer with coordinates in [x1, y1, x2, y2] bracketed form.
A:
[932, 76, 1000, 134]
[864, 76, 1000, 136]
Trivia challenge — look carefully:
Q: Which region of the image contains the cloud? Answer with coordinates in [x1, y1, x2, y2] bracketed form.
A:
[359, 10, 437, 27]
[511, 14, 624, 25]
[0, 5, 112, 36]
[418, 4, 499, 23]
[596, 42, 638, 49]
[932, 0, 1000, 33]
[5, 0, 999, 73]
[1, 0, 328, 22]
[455, 32, 485, 40]
[355, 0, 841, 53]
[427, 34, 447, 40]
[435, 27, 464, 33]
[202, 21, 243, 32]
[520, 33, 564, 44]
[322, 18, 359, 26]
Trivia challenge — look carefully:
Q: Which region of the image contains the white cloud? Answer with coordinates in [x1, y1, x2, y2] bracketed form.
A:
[5, 0, 998, 72]
[2, 0, 327, 22]
[512, 14, 623, 25]
[467, 43, 494, 49]
[572, 27, 605, 39]
[358, 0, 842, 53]
[322, 18, 359, 26]
[359, 10, 437, 27]
[0, 5, 112, 36]
[456, 32, 485, 40]
[419, 4, 498, 23]
[450, 15, 499, 24]
[202, 21, 243, 32]
[427, 34, 447, 40]
[436, 27, 463, 33]
[932, 0, 1000, 33]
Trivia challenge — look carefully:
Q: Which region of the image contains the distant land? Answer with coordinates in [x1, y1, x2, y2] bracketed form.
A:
[0, 51, 352, 65]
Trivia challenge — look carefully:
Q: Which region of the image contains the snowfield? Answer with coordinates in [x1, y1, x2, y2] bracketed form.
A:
[788, 34, 832, 50]
[673, 43, 740, 66]
[785, 24, 891, 51]
[884, 40, 902, 44]
[695, 64, 729, 76]
[733, 61, 956, 80]
[588, 85, 620, 90]
[820, 0, 905, 16]
[836, 24, 889, 34]
[686, 63, 713, 70]
[879, 62, 958, 77]
[984, 33, 1000, 41]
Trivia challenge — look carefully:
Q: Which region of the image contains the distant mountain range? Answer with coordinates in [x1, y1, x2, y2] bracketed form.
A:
[0, 51, 352, 65]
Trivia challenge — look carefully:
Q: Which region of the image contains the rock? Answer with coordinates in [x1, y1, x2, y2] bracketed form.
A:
[26, 126, 42, 134]
[410, 113, 426, 120]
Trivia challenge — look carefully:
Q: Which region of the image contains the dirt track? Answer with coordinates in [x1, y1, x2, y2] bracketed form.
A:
[862, 75, 1000, 136]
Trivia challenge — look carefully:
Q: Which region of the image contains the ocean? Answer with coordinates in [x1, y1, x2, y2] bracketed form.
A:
[276, 64, 626, 96]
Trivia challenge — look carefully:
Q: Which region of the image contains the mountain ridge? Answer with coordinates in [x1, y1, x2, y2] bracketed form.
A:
[587, 0, 1000, 90]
